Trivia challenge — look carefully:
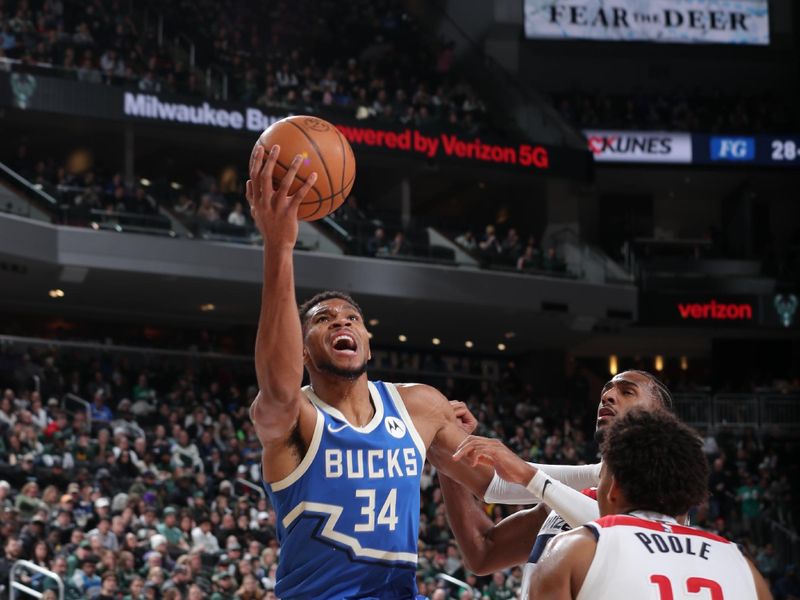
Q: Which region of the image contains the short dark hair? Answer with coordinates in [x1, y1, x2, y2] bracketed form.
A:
[601, 407, 708, 516]
[625, 370, 673, 410]
[298, 291, 364, 328]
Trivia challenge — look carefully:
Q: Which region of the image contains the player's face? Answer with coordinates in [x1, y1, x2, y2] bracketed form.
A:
[596, 371, 660, 433]
[303, 299, 371, 379]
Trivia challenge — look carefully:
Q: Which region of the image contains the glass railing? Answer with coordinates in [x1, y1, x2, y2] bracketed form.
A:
[2, 161, 625, 281]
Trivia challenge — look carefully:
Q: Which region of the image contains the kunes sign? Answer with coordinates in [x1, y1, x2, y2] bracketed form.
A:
[524, 0, 769, 45]
[583, 130, 692, 163]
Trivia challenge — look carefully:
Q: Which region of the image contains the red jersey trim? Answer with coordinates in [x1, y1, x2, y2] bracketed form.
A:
[593, 515, 730, 544]
[581, 487, 598, 500]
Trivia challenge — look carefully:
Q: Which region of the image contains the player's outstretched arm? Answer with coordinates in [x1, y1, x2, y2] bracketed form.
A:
[439, 472, 550, 575]
[453, 435, 599, 527]
[529, 527, 596, 600]
[247, 144, 318, 445]
[434, 401, 550, 574]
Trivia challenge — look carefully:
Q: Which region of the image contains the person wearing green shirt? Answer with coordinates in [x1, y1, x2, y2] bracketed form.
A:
[66, 541, 91, 577]
[737, 474, 765, 543]
[156, 507, 190, 553]
[210, 572, 237, 600]
[482, 572, 514, 600]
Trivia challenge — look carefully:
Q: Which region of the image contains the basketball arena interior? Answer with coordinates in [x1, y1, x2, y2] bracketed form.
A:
[0, 0, 799, 598]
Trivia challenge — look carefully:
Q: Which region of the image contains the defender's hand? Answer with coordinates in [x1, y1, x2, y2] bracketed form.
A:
[453, 436, 536, 485]
[449, 401, 478, 435]
[246, 144, 317, 250]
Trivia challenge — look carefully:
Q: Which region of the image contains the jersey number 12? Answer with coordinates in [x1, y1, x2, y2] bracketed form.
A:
[650, 574, 723, 600]
[355, 488, 398, 532]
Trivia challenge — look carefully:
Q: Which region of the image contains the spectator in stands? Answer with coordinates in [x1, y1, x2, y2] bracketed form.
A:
[542, 246, 565, 272]
[367, 227, 388, 256]
[97, 572, 119, 600]
[71, 556, 101, 597]
[227, 202, 247, 228]
[516, 244, 540, 271]
[738, 474, 766, 544]
[190, 514, 220, 554]
[502, 228, 522, 262]
[756, 543, 781, 583]
[210, 571, 235, 599]
[478, 224, 501, 257]
[90, 391, 113, 425]
[173, 194, 196, 217]
[774, 564, 800, 600]
[390, 231, 411, 256]
[454, 230, 476, 252]
[197, 195, 221, 224]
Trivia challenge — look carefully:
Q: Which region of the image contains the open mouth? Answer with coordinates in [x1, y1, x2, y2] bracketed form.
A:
[598, 406, 615, 419]
[331, 333, 358, 355]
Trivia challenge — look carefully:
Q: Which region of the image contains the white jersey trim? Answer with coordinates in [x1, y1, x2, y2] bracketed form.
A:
[282, 500, 418, 564]
[303, 382, 384, 433]
[383, 382, 426, 463]
[269, 404, 324, 492]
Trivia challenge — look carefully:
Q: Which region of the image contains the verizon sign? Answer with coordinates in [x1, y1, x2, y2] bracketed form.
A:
[583, 130, 693, 163]
[677, 299, 754, 321]
[524, 0, 769, 45]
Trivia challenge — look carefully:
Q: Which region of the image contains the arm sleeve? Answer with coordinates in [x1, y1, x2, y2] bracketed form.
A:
[532, 462, 601, 491]
[482, 462, 601, 506]
[525, 470, 600, 528]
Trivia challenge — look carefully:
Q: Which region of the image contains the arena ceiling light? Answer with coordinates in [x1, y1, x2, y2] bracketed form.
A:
[497, 343, 506, 351]
[170, 182, 182, 190]
[504, 331, 516, 339]
[48, 289, 65, 298]
[609, 355, 618, 376]
[680, 356, 689, 371]
[368, 318, 379, 327]
[464, 340, 474, 349]
[199, 303, 216, 312]
[139, 178, 151, 187]
[431, 338, 441, 346]
[398, 334, 407, 343]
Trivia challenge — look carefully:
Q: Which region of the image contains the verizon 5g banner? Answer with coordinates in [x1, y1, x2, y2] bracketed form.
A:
[524, 0, 770, 45]
[584, 130, 693, 163]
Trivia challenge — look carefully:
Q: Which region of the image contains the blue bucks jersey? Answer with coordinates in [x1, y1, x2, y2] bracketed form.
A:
[263, 381, 425, 600]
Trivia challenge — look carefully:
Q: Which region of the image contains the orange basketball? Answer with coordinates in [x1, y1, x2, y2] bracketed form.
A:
[254, 116, 356, 221]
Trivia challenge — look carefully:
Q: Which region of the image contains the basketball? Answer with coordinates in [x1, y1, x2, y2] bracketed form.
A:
[254, 115, 356, 221]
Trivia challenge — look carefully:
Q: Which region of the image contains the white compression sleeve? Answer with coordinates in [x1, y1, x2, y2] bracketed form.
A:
[526, 470, 600, 528]
[482, 463, 601, 506]
[529, 462, 601, 491]
[483, 471, 542, 505]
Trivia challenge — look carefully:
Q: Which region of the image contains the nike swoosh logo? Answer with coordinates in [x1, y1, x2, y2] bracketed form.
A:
[542, 479, 552, 498]
[327, 423, 349, 433]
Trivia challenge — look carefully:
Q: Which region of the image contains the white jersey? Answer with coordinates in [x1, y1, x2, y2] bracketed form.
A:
[520, 488, 598, 600]
[577, 511, 757, 600]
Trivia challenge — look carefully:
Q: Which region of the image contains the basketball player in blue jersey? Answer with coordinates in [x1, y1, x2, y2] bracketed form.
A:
[244, 144, 586, 600]
[439, 370, 675, 596]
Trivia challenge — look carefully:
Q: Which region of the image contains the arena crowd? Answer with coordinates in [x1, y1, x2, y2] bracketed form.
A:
[0, 343, 797, 599]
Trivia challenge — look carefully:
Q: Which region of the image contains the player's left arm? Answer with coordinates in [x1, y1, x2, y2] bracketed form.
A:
[398, 383, 496, 497]
[529, 527, 597, 600]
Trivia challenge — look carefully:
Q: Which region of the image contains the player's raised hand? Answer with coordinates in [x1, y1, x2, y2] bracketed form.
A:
[453, 436, 536, 486]
[449, 401, 478, 435]
[246, 143, 318, 250]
